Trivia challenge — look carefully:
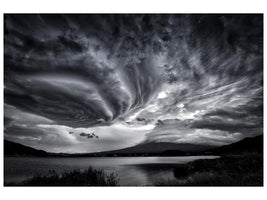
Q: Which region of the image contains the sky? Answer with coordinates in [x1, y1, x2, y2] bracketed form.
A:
[4, 14, 263, 153]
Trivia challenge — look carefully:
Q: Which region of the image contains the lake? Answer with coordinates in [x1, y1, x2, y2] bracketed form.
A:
[4, 156, 218, 186]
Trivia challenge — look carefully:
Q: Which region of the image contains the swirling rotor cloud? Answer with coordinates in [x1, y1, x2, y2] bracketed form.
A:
[4, 14, 263, 153]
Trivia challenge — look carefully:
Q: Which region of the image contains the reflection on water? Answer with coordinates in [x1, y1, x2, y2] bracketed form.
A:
[4, 156, 218, 186]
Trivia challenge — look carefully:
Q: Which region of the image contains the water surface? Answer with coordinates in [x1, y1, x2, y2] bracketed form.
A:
[5, 156, 218, 186]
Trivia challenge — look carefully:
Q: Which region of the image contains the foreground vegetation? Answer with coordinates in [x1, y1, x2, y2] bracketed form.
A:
[5, 153, 262, 186]
[7, 167, 119, 186]
[155, 153, 263, 186]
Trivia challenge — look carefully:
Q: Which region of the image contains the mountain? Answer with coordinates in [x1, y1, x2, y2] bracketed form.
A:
[4, 140, 49, 157]
[96, 142, 216, 156]
[204, 134, 263, 155]
[5, 135, 262, 157]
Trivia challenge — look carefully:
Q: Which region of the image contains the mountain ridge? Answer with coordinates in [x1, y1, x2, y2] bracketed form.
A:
[4, 140, 49, 157]
[204, 134, 263, 155]
[4, 134, 263, 157]
[96, 142, 216, 155]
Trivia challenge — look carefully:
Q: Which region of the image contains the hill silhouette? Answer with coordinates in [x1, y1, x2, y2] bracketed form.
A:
[94, 142, 216, 156]
[203, 134, 263, 155]
[4, 140, 49, 157]
[4, 134, 263, 157]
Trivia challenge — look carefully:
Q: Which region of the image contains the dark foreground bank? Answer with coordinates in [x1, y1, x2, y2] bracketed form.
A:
[155, 153, 263, 186]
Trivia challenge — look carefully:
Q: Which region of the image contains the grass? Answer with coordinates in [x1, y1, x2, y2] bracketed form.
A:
[8, 166, 119, 186]
[155, 153, 263, 186]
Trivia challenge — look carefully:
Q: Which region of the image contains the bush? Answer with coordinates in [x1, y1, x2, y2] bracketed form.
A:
[155, 153, 263, 186]
[19, 166, 119, 186]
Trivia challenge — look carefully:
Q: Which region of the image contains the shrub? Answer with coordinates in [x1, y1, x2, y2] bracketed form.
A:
[20, 166, 119, 186]
[155, 153, 263, 186]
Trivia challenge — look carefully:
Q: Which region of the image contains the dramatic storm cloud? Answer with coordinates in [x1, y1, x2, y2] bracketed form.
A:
[4, 14, 263, 152]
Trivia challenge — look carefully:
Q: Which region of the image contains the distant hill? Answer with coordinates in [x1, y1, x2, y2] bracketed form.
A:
[95, 142, 216, 156]
[5, 135, 263, 157]
[4, 140, 49, 157]
[204, 134, 263, 155]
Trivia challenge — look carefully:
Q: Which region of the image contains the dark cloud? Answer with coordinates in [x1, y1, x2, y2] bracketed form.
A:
[4, 117, 13, 127]
[5, 14, 167, 128]
[191, 118, 261, 134]
[190, 100, 263, 134]
[5, 124, 45, 139]
[79, 132, 99, 139]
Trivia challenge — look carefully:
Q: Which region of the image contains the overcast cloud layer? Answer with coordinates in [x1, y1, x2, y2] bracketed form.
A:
[4, 14, 263, 153]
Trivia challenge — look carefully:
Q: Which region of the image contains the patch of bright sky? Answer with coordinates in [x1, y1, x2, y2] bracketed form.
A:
[157, 91, 167, 99]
